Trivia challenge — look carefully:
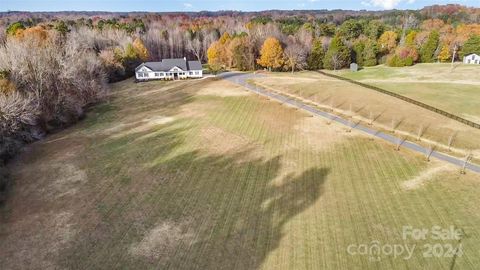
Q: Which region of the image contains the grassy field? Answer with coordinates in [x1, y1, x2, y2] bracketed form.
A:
[330, 64, 480, 123]
[1, 76, 480, 269]
[250, 71, 480, 159]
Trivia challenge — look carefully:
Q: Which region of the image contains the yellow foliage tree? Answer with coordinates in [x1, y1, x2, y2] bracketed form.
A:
[257, 37, 284, 70]
[438, 44, 451, 62]
[132, 38, 149, 61]
[378, 31, 398, 54]
[405, 31, 417, 47]
[219, 32, 231, 45]
[207, 41, 224, 74]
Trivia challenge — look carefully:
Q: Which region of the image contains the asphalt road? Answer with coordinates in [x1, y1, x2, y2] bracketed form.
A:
[218, 71, 480, 174]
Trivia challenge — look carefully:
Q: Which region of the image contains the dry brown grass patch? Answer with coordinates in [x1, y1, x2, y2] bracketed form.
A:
[401, 161, 456, 190]
[292, 116, 358, 152]
[102, 116, 175, 139]
[196, 80, 250, 97]
[129, 220, 196, 261]
[198, 125, 263, 161]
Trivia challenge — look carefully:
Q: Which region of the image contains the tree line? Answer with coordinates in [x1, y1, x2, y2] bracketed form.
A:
[206, 16, 480, 72]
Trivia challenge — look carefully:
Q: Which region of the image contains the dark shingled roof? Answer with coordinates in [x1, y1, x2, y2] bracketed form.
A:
[136, 58, 202, 72]
[188, 60, 202, 70]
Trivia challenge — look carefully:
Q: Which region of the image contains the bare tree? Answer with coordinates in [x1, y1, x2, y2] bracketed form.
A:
[284, 38, 307, 73]
[395, 136, 407, 151]
[425, 144, 436, 162]
[461, 153, 473, 174]
[417, 124, 426, 141]
[331, 53, 342, 71]
[447, 131, 457, 152]
[187, 35, 204, 62]
[369, 111, 375, 125]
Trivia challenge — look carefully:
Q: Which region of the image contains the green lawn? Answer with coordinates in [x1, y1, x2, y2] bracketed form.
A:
[331, 64, 480, 122]
[1, 77, 480, 269]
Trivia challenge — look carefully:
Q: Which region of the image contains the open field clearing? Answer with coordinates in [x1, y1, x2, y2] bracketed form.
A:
[1, 77, 480, 269]
[249, 71, 480, 160]
[330, 64, 480, 123]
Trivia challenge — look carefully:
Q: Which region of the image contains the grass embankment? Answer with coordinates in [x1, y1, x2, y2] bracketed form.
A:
[331, 64, 480, 123]
[250, 71, 480, 161]
[1, 77, 479, 269]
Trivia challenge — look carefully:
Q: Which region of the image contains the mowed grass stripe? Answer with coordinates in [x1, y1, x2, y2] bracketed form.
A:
[68, 84, 198, 266]
[81, 82, 217, 267]
[84, 129, 200, 265]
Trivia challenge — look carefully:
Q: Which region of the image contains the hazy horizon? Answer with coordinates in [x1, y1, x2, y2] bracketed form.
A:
[2, 0, 480, 13]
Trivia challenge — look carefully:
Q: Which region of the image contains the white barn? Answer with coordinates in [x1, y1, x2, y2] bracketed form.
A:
[463, 53, 480, 65]
[135, 57, 203, 80]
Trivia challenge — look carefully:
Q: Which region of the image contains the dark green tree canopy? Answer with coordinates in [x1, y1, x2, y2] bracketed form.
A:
[307, 38, 325, 70]
[420, 30, 440, 63]
[338, 19, 364, 40]
[6, 22, 25, 36]
[323, 35, 351, 70]
[460, 35, 480, 58]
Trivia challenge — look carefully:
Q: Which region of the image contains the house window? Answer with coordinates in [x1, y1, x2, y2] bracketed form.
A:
[195, 71, 199, 75]
[155, 73, 161, 77]
[189, 71, 193, 75]
[138, 72, 148, 78]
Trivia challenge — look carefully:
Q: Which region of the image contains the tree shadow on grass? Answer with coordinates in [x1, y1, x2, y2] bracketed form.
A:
[58, 121, 330, 270]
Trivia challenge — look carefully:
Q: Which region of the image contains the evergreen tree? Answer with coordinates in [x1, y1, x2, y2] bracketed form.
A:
[365, 20, 385, 40]
[338, 19, 363, 40]
[363, 39, 378, 66]
[353, 40, 365, 66]
[6, 22, 25, 36]
[459, 35, 480, 58]
[307, 38, 325, 70]
[323, 35, 351, 70]
[420, 31, 440, 63]
[54, 21, 70, 35]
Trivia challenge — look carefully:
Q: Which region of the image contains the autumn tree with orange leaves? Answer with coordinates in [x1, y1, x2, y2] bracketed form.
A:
[257, 37, 284, 71]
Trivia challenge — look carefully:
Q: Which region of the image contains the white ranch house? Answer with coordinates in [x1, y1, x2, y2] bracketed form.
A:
[135, 57, 203, 80]
[463, 53, 480, 65]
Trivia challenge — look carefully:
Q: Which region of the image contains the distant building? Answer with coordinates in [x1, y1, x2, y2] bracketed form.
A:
[135, 57, 203, 80]
[463, 53, 480, 65]
[350, 63, 358, 72]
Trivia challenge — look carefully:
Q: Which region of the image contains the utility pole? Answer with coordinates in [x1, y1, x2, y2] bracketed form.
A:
[451, 43, 458, 71]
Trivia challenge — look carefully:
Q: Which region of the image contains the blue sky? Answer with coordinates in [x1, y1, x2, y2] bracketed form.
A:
[1, 0, 479, 12]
